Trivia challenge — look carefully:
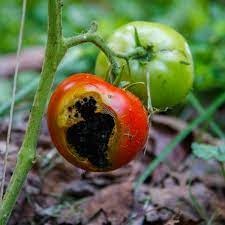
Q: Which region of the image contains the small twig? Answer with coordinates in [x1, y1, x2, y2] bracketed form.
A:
[0, 0, 27, 201]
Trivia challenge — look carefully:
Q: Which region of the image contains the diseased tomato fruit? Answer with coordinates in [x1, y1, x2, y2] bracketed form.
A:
[95, 21, 194, 109]
[47, 74, 149, 171]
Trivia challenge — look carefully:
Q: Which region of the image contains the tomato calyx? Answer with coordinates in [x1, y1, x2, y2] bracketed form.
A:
[132, 45, 154, 64]
[63, 94, 117, 169]
[112, 27, 155, 65]
[132, 26, 155, 63]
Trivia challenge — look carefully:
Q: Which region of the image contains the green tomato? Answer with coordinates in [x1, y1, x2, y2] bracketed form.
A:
[95, 21, 194, 109]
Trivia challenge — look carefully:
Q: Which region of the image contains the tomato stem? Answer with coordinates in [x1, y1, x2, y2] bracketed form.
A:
[64, 30, 147, 84]
[64, 30, 121, 78]
[0, 1, 65, 224]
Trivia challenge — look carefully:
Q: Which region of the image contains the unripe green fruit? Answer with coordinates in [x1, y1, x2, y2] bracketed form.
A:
[95, 21, 194, 109]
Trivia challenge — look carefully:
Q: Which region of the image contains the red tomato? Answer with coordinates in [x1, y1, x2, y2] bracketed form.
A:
[47, 74, 149, 171]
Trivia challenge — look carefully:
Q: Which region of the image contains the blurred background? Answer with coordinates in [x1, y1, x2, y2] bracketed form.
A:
[1, 2, 225, 224]
[0, 0, 225, 124]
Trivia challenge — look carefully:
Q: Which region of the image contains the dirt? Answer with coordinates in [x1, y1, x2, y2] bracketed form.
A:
[1, 114, 225, 225]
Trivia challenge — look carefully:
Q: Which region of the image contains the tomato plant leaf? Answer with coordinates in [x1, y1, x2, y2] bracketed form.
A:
[192, 143, 225, 162]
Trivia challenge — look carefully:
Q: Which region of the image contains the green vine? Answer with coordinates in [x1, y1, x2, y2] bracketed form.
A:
[0, 1, 147, 224]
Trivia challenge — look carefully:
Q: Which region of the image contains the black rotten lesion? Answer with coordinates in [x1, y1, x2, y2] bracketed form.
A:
[66, 96, 115, 169]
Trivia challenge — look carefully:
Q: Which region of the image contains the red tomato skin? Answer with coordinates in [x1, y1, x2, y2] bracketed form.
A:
[47, 73, 149, 171]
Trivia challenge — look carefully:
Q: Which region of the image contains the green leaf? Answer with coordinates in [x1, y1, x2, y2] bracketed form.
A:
[192, 143, 225, 162]
[134, 26, 142, 47]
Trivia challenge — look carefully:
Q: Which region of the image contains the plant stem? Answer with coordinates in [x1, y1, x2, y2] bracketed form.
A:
[64, 33, 147, 80]
[65, 33, 120, 77]
[0, 1, 65, 224]
[134, 91, 225, 190]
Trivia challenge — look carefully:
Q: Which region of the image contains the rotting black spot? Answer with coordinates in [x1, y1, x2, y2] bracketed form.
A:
[66, 96, 115, 168]
[75, 96, 97, 119]
[68, 106, 73, 112]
